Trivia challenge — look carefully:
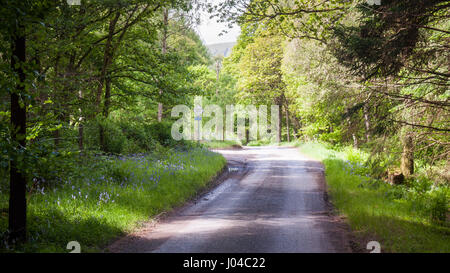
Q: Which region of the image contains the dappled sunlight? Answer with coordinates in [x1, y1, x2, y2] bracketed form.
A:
[1, 0, 447, 255]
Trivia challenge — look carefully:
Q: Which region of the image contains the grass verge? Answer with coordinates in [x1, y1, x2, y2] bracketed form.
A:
[201, 140, 242, 149]
[0, 147, 226, 252]
[298, 142, 450, 253]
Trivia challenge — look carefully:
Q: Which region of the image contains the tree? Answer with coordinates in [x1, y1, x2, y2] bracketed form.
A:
[282, 37, 358, 144]
[0, 0, 55, 243]
[0, 0, 211, 245]
[237, 32, 286, 142]
[210, 0, 352, 43]
[8, 12, 27, 244]
[332, 0, 450, 172]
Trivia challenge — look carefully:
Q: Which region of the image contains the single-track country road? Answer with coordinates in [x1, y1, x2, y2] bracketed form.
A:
[108, 146, 352, 253]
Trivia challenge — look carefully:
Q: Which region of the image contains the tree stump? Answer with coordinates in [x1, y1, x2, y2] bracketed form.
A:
[388, 171, 405, 185]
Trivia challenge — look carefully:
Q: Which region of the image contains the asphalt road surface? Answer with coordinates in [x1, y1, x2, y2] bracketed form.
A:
[109, 146, 351, 253]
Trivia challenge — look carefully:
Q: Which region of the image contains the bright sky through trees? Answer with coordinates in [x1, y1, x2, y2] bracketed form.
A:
[195, 0, 241, 45]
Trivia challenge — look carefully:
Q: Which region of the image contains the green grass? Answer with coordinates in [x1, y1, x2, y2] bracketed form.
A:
[298, 142, 450, 253]
[246, 139, 284, 146]
[0, 147, 226, 252]
[201, 140, 242, 149]
[246, 139, 303, 147]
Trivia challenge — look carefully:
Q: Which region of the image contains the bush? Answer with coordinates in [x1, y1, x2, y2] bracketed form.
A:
[84, 119, 127, 154]
[83, 117, 186, 155]
[428, 189, 449, 223]
[394, 179, 449, 224]
[384, 185, 407, 200]
[117, 120, 156, 152]
[409, 177, 433, 194]
[100, 119, 128, 154]
[146, 122, 177, 147]
[344, 146, 367, 164]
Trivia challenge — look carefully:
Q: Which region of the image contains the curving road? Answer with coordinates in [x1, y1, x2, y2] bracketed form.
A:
[109, 146, 351, 253]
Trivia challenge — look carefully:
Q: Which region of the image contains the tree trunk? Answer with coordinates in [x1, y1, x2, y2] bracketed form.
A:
[363, 103, 370, 142]
[98, 12, 120, 152]
[157, 99, 163, 122]
[401, 132, 414, 177]
[96, 11, 120, 113]
[100, 75, 112, 152]
[215, 57, 222, 96]
[78, 122, 84, 151]
[78, 90, 84, 152]
[285, 105, 290, 142]
[277, 103, 282, 143]
[347, 117, 358, 148]
[352, 134, 358, 148]
[9, 27, 27, 243]
[157, 8, 169, 122]
[103, 75, 111, 118]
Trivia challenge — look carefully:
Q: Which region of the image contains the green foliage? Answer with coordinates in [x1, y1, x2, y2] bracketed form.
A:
[98, 118, 128, 155]
[146, 122, 177, 147]
[428, 189, 449, 223]
[116, 119, 155, 151]
[299, 142, 450, 252]
[188, 64, 217, 97]
[201, 140, 242, 149]
[237, 33, 286, 105]
[82, 116, 187, 155]
[1, 0, 448, 252]
[0, 148, 226, 252]
[246, 139, 272, 147]
[27, 145, 77, 187]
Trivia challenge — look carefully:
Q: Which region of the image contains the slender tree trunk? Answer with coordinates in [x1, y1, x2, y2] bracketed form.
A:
[285, 105, 290, 142]
[78, 90, 84, 152]
[78, 121, 84, 151]
[277, 100, 282, 143]
[101, 76, 112, 153]
[158, 8, 168, 122]
[363, 92, 373, 143]
[363, 103, 370, 142]
[9, 27, 27, 243]
[157, 97, 163, 122]
[401, 131, 414, 177]
[352, 134, 358, 148]
[215, 57, 222, 96]
[96, 12, 119, 112]
[99, 73, 111, 152]
[98, 12, 120, 152]
[347, 117, 358, 148]
[103, 76, 112, 118]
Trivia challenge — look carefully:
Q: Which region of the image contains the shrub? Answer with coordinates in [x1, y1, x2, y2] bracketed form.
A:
[117, 120, 155, 152]
[84, 118, 129, 154]
[409, 177, 433, 194]
[146, 122, 176, 146]
[344, 146, 367, 164]
[83, 118, 189, 155]
[100, 119, 128, 154]
[384, 185, 407, 200]
[428, 189, 449, 223]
